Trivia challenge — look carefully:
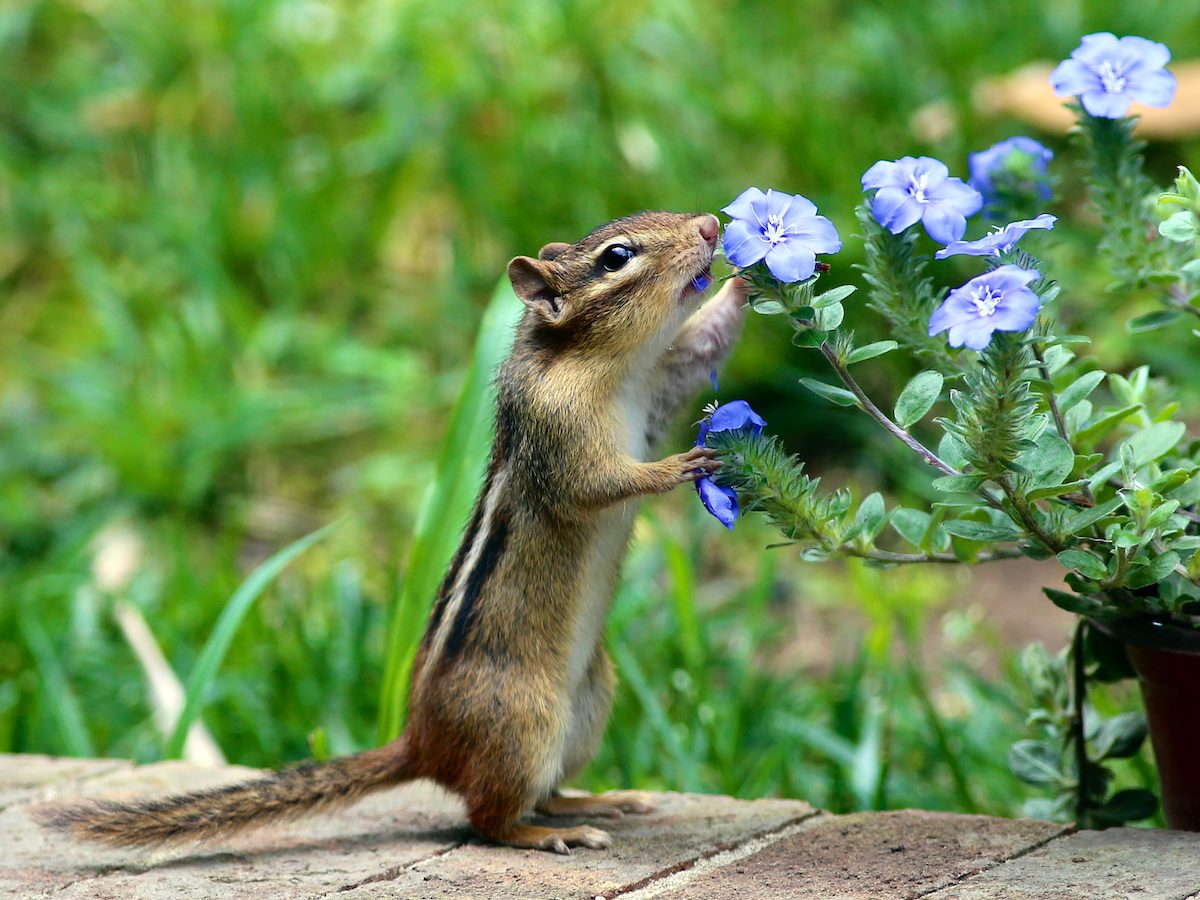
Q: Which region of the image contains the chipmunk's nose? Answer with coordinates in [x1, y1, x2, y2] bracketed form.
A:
[698, 214, 720, 246]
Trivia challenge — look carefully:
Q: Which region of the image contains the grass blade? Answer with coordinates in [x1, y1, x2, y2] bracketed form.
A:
[165, 519, 342, 758]
[377, 280, 522, 742]
[17, 611, 95, 757]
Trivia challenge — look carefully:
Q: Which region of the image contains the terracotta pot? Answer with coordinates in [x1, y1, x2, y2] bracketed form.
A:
[1099, 616, 1200, 831]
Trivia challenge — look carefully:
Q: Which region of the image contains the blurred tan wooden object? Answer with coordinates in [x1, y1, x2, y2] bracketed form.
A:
[914, 62, 1200, 142]
[976, 61, 1200, 139]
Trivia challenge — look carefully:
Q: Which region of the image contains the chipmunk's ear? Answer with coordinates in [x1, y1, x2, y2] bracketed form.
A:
[508, 256, 567, 323]
[538, 242, 570, 261]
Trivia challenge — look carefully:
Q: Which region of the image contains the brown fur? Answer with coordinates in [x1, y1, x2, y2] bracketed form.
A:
[39, 211, 747, 855]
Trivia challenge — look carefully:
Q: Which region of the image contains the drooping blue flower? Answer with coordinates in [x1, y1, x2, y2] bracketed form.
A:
[968, 137, 1053, 215]
[935, 215, 1057, 259]
[694, 400, 767, 529]
[1051, 33, 1176, 119]
[721, 188, 842, 283]
[928, 266, 1041, 351]
[861, 157, 982, 244]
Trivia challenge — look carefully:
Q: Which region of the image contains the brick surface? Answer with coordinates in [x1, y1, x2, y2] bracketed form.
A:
[648, 809, 1066, 900]
[4, 755, 1200, 900]
[925, 826, 1200, 899]
[335, 793, 817, 899]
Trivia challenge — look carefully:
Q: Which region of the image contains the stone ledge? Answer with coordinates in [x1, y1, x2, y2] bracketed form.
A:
[1, 754, 1196, 899]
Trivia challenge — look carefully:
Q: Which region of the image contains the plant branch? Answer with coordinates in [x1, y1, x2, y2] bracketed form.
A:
[1070, 621, 1091, 828]
[1166, 282, 1200, 321]
[847, 546, 1025, 565]
[819, 341, 957, 475]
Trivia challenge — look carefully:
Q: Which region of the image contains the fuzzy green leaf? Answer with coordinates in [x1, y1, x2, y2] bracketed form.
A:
[1056, 371, 1105, 413]
[1009, 740, 1063, 786]
[1056, 549, 1108, 580]
[894, 371, 943, 429]
[942, 519, 1020, 542]
[813, 284, 857, 308]
[846, 341, 899, 365]
[1093, 713, 1147, 760]
[813, 302, 845, 331]
[799, 378, 860, 407]
[1159, 210, 1199, 242]
[1128, 310, 1183, 334]
[1121, 421, 1186, 468]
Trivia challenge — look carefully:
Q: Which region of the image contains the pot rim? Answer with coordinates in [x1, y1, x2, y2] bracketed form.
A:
[1093, 614, 1200, 656]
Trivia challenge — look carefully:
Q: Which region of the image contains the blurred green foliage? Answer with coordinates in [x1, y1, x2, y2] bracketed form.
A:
[1, 0, 1195, 818]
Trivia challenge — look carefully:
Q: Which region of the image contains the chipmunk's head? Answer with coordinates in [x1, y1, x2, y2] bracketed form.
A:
[507, 211, 719, 359]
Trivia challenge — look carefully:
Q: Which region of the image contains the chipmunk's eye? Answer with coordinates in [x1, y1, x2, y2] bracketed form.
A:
[600, 245, 635, 272]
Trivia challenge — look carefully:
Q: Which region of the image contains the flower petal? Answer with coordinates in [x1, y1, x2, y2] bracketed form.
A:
[721, 219, 769, 268]
[708, 399, 767, 435]
[947, 317, 997, 350]
[928, 293, 978, 335]
[722, 187, 766, 222]
[696, 477, 738, 529]
[764, 242, 817, 283]
[990, 289, 1041, 331]
[926, 177, 983, 217]
[787, 215, 842, 254]
[910, 156, 950, 187]
[1119, 35, 1171, 69]
[1081, 89, 1133, 119]
[1050, 58, 1097, 97]
[861, 159, 907, 191]
[871, 187, 923, 234]
[921, 206, 967, 244]
[1130, 68, 1177, 108]
[782, 193, 818, 220]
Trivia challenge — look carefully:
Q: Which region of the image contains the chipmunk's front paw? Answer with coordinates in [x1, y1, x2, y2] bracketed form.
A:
[652, 446, 720, 492]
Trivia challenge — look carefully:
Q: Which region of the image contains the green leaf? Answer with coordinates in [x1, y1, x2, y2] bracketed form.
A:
[799, 377, 860, 407]
[1159, 210, 1199, 242]
[1121, 421, 1186, 468]
[168, 519, 343, 758]
[1009, 740, 1063, 786]
[1026, 481, 1088, 501]
[1128, 309, 1183, 333]
[813, 284, 857, 308]
[1017, 432, 1075, 488]
[890, 508, 932, 549]
[1093, 712, 1147, 760]
[894, 371, 943, 429]
[1075, 404, 1142, 447]
[931, 474, 986, 493]
[1095, 788, 1157, 824]
[379, 279, 523, 742]
[850, 492, 889, 543]
[1056, 549, 1108, 580]
[813, 302, 845, 331]
[792, 328, 828, 348]
[751, 299, 786, 315]
[846, 340, 899, 365]
[1126, 550, 1181, 589]
[1056, 370, 1105, 413]
[1043, 587, 1116, 620]
[943, 520, 1020, 541]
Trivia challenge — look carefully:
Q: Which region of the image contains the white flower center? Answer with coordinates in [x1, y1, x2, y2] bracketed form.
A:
[761, 214, 790, 245]
[1095, 59, 1127, 94]
[971, 285, 1003, 317]
[908, 172, 930, 203]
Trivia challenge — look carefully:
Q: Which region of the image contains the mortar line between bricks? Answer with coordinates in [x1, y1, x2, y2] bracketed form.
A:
[603, 810, 827, 900]
[328, 841, 466, 894]
[908, 824, 1078, 899]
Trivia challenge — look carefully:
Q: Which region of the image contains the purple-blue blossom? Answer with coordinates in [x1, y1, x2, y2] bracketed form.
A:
[968, 137, 1053, 213]
[695, 400, 767, 529]
[935, 215, 1057, 259]
[861, 157, 982, 244]
[928, 266, 1041, 350]
[721, 188, 842, 283]
[1051, 33, 1176, 119]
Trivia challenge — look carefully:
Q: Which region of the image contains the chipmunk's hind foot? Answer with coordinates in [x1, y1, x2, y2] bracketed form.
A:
[495, 823, 613, 855]
[536, 790, 657, 819]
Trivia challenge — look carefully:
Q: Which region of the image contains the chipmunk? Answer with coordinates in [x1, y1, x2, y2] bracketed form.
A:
[40, 210, 748, 855]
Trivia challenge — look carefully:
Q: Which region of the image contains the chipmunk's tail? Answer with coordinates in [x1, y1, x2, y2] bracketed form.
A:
[35, 736, 415, 847]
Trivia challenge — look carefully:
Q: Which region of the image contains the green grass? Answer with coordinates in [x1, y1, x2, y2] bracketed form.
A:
[0, 0, 1187, 817]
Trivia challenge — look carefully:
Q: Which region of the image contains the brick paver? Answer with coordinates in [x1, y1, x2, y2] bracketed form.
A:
[1, 754, 1196, 899]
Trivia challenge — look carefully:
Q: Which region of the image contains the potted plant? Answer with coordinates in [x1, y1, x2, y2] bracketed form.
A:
[696, 33, 1200, 830]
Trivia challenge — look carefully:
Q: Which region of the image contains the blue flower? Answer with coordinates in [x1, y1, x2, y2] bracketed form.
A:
[721, 188, 842, 283]
[968, 137, 1053, 214]
[861, 157, 982, 244]
[935, 215, 1057, 259]
[928, 266, 1041, 351]
[1051, 33, 1176, 119]
[695, 400, 767, 529]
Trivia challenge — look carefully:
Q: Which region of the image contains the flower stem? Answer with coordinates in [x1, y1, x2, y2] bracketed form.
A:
[1070, 620, 1092, 828]
[818, 341, 957, 476]
[1031, 340, 1094, 507]
[847, 546, 1024, 565]
[1166, 282, 1200, 321]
